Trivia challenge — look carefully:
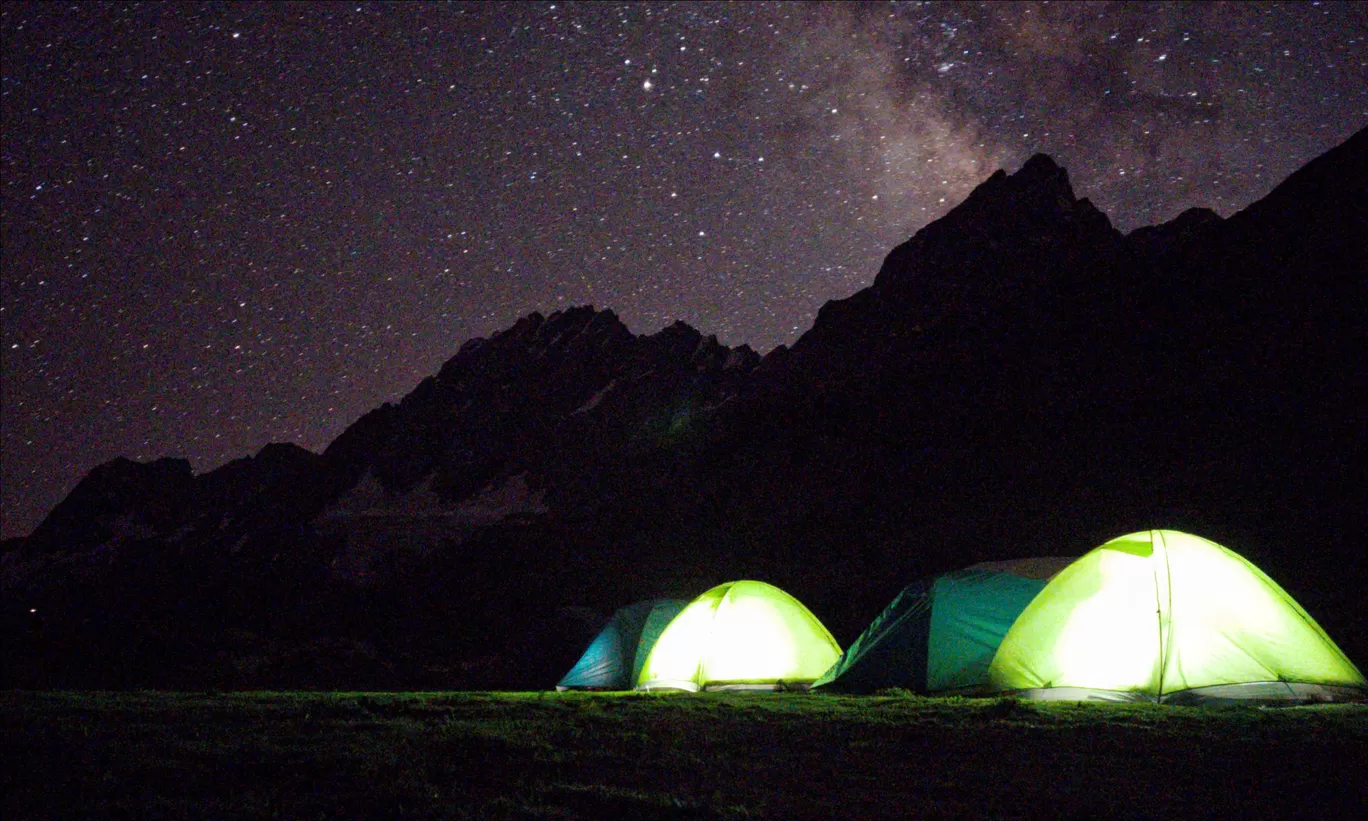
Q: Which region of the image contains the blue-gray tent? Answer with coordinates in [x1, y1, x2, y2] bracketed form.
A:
[812, 558, 1072, 694]
[556, 598, 688, 691]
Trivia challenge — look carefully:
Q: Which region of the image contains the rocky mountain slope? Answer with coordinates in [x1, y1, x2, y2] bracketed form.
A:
[4, 127, 1364, 689]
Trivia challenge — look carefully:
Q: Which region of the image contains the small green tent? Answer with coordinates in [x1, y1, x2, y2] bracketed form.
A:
[556, 598, 688, 691]
[637, 581, 841, 691]
[813, 557, 1072, 694]
[988, 530, 1367, 704]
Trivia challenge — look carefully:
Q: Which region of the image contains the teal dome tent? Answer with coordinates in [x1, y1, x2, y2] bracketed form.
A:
[557, 599, 687, 691]
[813, 558, 1072, 694]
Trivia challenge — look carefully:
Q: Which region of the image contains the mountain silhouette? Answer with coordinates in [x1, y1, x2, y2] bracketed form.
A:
[4, 126, 1365, 689]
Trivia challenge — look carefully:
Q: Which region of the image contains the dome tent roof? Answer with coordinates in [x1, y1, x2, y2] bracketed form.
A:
[988, 530, 1366, 704]
[637, 580, 841, 692]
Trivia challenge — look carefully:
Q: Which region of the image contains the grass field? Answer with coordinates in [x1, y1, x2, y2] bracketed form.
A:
[4, 690, 1366, 820]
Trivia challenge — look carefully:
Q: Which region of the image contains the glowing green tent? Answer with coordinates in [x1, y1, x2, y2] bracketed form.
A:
[556, 599, 688, 691]
[813, 557, 1072, 694]
[988, 530, 1367, 704]
[636, 580, 842, 691]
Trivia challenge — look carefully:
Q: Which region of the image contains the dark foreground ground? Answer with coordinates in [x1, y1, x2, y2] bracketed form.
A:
[3, 691, 1366, 820]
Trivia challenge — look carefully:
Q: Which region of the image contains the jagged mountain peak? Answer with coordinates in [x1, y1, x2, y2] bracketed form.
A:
[644, 319, 705, 360]
[254, 441, 320, 465]
[441, 307, 633, 375]
[650, 318, 703, 340]
[1125, 206, 1225, 254]
[869, 153, 1115, 296]
[455, 308, 747, 371]
[953, 152, 1077, 219]
[26, 456, 196, 554]
[788, 154, 1121, 366]
[496, 305, 629, 346]
[1020, 152, 1062, 174]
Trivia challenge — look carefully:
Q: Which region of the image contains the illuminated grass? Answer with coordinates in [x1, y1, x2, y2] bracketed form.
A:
[4, 691, 1365, 819]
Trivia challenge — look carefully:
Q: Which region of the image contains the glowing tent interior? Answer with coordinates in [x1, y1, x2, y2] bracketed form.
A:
[987, 530, 1367, 704]
[557, 598, 688, 691]
[636, 580, 842, 691]
[813, 557, 1073, 694]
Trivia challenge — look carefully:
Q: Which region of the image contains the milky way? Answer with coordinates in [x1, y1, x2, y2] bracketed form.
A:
[3, 1, 1365, 537]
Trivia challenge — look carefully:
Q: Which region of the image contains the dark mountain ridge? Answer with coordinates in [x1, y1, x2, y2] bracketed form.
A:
[4, 126, 1365, 689]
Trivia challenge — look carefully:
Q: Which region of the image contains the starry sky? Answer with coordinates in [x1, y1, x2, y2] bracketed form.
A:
[2, 2, 1365, 539]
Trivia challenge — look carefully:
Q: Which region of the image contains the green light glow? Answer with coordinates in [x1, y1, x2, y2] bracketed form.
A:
[1042, 544, 1163, 693]
[635, 591, 721, 690]
[637, 580, 841, 690]
[988, 530, 1366, 699]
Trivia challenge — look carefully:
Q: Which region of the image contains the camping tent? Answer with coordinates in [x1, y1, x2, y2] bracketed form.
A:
[636, 580, 841, 691]
[988, 530, 1367, 704]
[556, 598, 688, 691]
[813, 557, 1072, 694]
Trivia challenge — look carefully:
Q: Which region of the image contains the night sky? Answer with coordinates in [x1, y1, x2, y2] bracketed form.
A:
[3, 2, 1365, 539]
